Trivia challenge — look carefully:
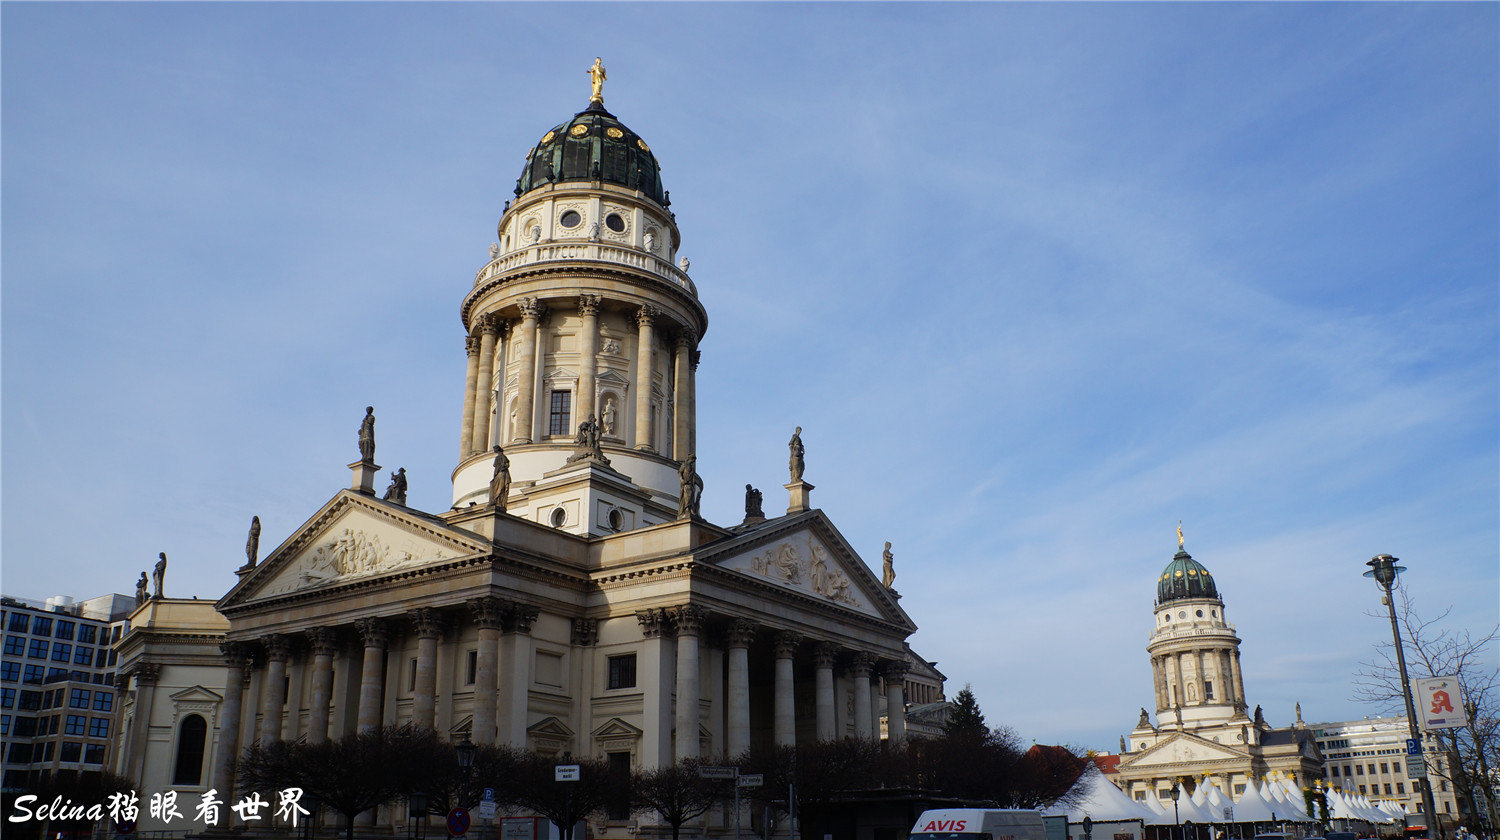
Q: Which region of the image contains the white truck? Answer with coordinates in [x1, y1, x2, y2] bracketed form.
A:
[910, 809, 1050, 840]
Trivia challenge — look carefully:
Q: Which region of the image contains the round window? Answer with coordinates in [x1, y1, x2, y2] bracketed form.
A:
[605, 213, 625, 233]
[559, 210, 582, 228]
[1212, 610, 1218, 617]
[550, 507, 567, 528]
[1196, 610, 1204, 617]
[1178, 610, 1187, 619]
[607, 508, 624, 531]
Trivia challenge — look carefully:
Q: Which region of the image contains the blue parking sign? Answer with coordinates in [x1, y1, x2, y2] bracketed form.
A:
[1406, 738, 1421, 756]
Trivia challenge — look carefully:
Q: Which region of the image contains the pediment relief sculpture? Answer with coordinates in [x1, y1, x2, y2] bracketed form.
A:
[257, 524, 456, 598]
[744, 537, 860, 608]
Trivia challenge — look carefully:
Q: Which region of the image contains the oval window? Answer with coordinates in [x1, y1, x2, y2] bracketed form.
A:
[559, 210, 582, 228]
[608, 508, 625, 532]
[550, 507, 567, 528]
[605, 213, 625, 233]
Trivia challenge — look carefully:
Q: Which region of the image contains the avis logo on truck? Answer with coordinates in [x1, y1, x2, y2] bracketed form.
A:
[922, 820, 970, 833]
[910, 809, 1046, 840]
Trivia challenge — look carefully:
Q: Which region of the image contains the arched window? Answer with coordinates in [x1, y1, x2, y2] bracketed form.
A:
[172, 714, 207, 786]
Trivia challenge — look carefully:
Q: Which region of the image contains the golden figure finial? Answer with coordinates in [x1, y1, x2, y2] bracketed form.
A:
[1177, 520, 1184, 549]
[588, 58, 607, 104]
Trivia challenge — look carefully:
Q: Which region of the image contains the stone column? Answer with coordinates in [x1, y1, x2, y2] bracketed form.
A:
[577, 295, 601, 426]
[467, 599, 503, 746]
[672, 331, 694, 461]
[1164, 654, 1180, 707]
[306, 628, 338, 744]
[869, 676, 883, 740]
[688, 350, 700, 458]
[884, 662, 908, 744]
[411, 608, 443, 729]
[1230, 650, 1246, 709]
[637, 609, 675, 768]
[513, 299, 544, 443]
[460, 335, 480, 457]
[470, 317, 499, 453]
[773, 631, 801, 747]
[672, 606, 704, 760]
[633, 306, 658, 451]
[849, 653, 874, 741]
[498, 604, 538, 746]
[211, 644, 249, 800]
[258, 635, 291, 743]
[813, 642, 837, 741]
[354, 618, 388, 733]
[726, 620, 755, 758]
[126, 663, 160, 783]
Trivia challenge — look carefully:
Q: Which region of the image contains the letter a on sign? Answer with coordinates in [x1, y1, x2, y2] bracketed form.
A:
[1416, 676, 1463, 729]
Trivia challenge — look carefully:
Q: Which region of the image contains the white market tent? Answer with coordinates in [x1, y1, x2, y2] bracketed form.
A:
[1224, 780, 1278, 824]
[1044, 767, 1158, 823]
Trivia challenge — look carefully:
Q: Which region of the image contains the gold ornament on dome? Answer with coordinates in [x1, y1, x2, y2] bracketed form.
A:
[606, 127, 623, 139]
[526, 147, 535, 158]
[542, 131, 556, 144]
[637, 139, 650, 151]
[1175, 570, 1184, 577]
[570, 124, 589, 137]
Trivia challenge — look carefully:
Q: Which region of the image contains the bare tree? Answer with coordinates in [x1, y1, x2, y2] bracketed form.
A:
[496, 753, 628, 840]
[1353, 584, 1500, 831]
[630, 758, 726, 840]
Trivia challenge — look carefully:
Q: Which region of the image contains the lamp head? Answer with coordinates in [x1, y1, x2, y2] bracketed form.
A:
[1363, 554, 1405, 589]
[1170, 783, 1181, 802]
[456, 736, 476, 769]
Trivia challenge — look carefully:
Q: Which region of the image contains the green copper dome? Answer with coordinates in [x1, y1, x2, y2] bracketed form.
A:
[515, 101, 668, 207]
[1156, 549, 1220, 605]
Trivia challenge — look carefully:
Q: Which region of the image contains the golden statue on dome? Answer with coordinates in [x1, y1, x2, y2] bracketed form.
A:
[588, 58, 607, 103]
[1177, 520, 1184, 549]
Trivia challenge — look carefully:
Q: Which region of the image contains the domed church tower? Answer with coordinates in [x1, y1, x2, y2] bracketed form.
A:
[449, 62, 706, 534]
[1146, 527, 1249, 729]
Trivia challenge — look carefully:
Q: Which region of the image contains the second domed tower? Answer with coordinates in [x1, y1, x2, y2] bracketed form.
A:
[1147, 532, 1249, 729]
[449, 68, 707, 536]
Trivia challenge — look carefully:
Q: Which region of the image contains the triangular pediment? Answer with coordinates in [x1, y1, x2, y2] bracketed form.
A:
[224, 491, 489, 606]
[168, 685, 223, 704]
[529, 716, 576, 739]
[591, 717, 642, 740]
[1121, 730, 1249, 768]
[702, 514, 912, 628]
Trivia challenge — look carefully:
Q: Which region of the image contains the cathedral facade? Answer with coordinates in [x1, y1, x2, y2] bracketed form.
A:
[1110, 536, 1322, 803]
[110, 70, 932, 830]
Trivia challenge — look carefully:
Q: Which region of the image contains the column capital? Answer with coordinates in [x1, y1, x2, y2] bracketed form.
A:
[477, 313, 501, 336]
[220, 641, 252, 669]
[812, 642, 838, 669]
[690, 349, 701, 370]
[263, 633, 292, 662]
[571, 617, 599, 647]
[637, 608, 671, 639]
[519, 297, 546, 321]
[502, 603, 539, 635]
[355, 616, 388, 647]
[674, 328, 696, 349]
[847, 652, 874, 678]
[410, 608, 444, 640]
[668, 605, 706, 636]
[466, 335, 480, 356]
[577, 294, 603, 317]
[773, 630, 803, 659]
[881, 660, 909, 681]
[133, 662, 161, 685]
[726, 619, 757, 650]
[307, 627, 340, 657]
[468, 597, 506, 631]
[635, 305, 659, 328]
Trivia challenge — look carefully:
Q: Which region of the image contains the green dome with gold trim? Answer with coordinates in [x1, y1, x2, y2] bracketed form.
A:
[1157, 549, 1220, 604]
[514, 100, 667, 207]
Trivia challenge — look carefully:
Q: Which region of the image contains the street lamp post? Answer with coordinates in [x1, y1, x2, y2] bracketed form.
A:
[1171, 783, 1182, 840]
[1365, 554, 1445, 840]
[456, 737, 477, 840]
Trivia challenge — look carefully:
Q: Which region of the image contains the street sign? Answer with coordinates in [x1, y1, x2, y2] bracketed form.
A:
[1415, 676, 1465, 730]
[1407, 738, 1421, 756]
[1222, 808, 1233, 821]
[699, 766, 737, 779]
[478, 802, 498, 820]
[1407, 755, 1428, 778]
[482, 788, 496, 803]
[447, 807, 472, 837]
[738, 773, 764, 787]
[555, 764, 580, 782]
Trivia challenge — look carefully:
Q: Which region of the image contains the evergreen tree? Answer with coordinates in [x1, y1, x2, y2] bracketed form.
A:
[944, 684, 988, 740]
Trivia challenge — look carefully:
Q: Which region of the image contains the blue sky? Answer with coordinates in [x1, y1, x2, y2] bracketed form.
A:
[3, 3, 1496, 751]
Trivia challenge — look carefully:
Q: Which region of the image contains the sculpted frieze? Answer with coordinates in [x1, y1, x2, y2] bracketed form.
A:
[743, 536, 862, 609]
[256, 522, 456, 598]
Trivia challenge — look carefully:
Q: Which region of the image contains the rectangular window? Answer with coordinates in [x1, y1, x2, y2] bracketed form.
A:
[1234, 784, 1246, 795]
[1135, 792, 1146, 801]
[42, 742, 54, 762]
[92, 693, 112, 712]
[1204, 681, 1214, 700]
[69, 689, 90, 709]
[7, 742, 31, 764]
[110, 626, 121, 643]
[0, 688, 12, 708]
[606, 654, 636, 690]
[47, 715, 58, 735]
[59, 742, 81, 763]
[549, 390, 572, 437]
[1393, 761, 1401, 773]
[1356, 765, 1364, 775]
[46, 668, 67, 682]
[408, 658, 417, 692]
[1359, 785, 1367, 795]
[1368, 764, 1376, 775]
[466, 650, 477, 686]
[1380, 762, 1389, 773]
[51, 643, 71, 662]
[2, 637, 23, 656]
[1396, 783, 1405, 794]
[106, 650, 117, 666]
[78, 625, 97, 645]
[0, 715, 7, 735]
[1384, 784, 1393, 795]
[64, 714, 86, 735]
[54, 621, 74, 641]
[72, 647, 91, 666]
[83, 744, 104, 765]
[88, 718, 108, 738]
[1331, 766, 1341, 777]
[31, 618, 51, 637]
[7, 613, 28, 633]
[12, 716, 36, 737]
[0, 663, 17, 682]
[17, 691, 41, 711]
[1440, 780, 1447, 792]
[27, 639, 47, 659]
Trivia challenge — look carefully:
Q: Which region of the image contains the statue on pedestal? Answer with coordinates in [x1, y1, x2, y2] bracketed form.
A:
[358, 406, 376, 464]
[134, 573, 149, 606]
[744, 484, 763, 519]
[152, 553, 167, 600]
[567, 414, 608, 465]
[788, 426, 805, 482]
[490, 446, 511, 512]
[242, 516, 261, 570]
[383, 468, 408, 505]
[881, 541, 896, 588]
[677, 457, 703, 519]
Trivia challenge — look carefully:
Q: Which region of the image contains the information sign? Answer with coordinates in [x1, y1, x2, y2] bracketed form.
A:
[479, 802, 498, 820]
[738, 773, 764, 788]
[1408, 755, 1428, 778]
[1407, 739, 1421, 756]
[555, 764, 581, 782]
[1416, 676, 1465, 730]
[699, 766, 737, 780]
